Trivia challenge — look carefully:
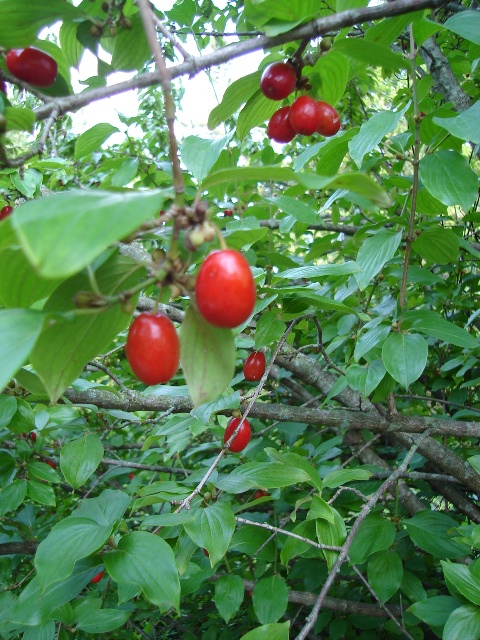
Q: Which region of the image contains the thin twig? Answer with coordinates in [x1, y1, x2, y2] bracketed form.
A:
[236, 517, 342, 552]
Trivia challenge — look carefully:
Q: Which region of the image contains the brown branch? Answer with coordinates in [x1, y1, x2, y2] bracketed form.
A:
[0, 541, 39, 556]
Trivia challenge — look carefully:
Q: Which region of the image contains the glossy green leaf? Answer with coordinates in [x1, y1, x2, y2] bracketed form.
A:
[441, 561, 480, 606]
[12, 189, 165, 279]
[433, 101, 480, 144]
[0, 395, 17, 429]
[23, 621, 55, 640]
[312, 50, 349, 106]
[444, 10, 480, 45]
[75, 600, 131, 633]
[244, 0, 318, 27]
[28, 462, 61, 484]
[104, 531, 180, 612]
[382, 332, 428, 389]
[74, 123, 119, 160]
[184, 502, 236, 566]
[355, 230, 402, 290]
[276, 262, 360, 280]
[419, 151, 478, 211]
[268, 450, 323, 491]
[404, 513, 470, 559]
[0, 309, 46, 392]
[280, 520, 318, 566]
[254, 311, 286, 349]
[264, 195, 317, 224]
[408, 596, 461, 626]
[59, 20, 84, 69]
[34, 490, 130, 589]
[354, 327, 391, 361]
[237, 90, 279, 141]
[367, 550, 403, 602]
[346, 360, 386, 397]
[316, 507, 346, 569]
[294, 129, 356, 174]
[412, 226, 459, 264]
[30, 254, 142, 403]
[401, 569, 428, 604]
[349, 104, 409, 167]
[334, 38, 407, 71]
[253, 575, 289, 624]
[349, 514, 396, 565]
[402, 310, 477, 348]
[322, 468, 372, 489]
[214, 574, 244, 623]
[240, 622, 290, 640]
[443, 605, 480, 640]
[181, 133, 233, 183]
[215, 461, 313, 494]
[27, 480, 56, 507]
[0, 479, 27, 516]
[208, 71, 261, 130]
[180, 306, 236, 407]
[4, 106, 35, 132]
[60, 434, 104, 489]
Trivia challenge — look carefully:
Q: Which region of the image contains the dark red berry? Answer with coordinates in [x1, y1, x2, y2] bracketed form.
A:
[0, 205, 13, 220]
[223, 417, 251, 453]
[45, 459, 57, 470]
[6, 48, 58, 88]
[289, 96, 321, 136]
[128, 472, 135, 480]
[316, 101, 341, 137]
[224, 209, 233, 217]
[243, 351, 266, 381]
[267, 106, 296, 143]
[260, 61, 297, 101]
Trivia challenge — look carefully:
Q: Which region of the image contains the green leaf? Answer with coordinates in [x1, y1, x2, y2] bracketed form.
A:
[0, 0, 81, 48]
[11, 169, 41, 198]
[181, 134, 233, 183]
[0, 309, 46, 391]
[237, 90, 279, 141]
[349, 104, 409, 168]
[74, 123, 119, 160]
[408, 596, 461, 625]
[443, 605, 480, 640]
[316, 507, 346, 569]
[4, 106, 35, 132]
[280, 521, 318, 566]
[263, 195, 317, 224]
[267, 450, 323, 491]
[347, 361, 386, 397]
[104, 531, 180, 612]
[28, 461, 61, 484]
[110, 157, 139, 187]
[0, 395, 17, 429]
[12, 189, 165, 279]
[468, 456, 480, 475]
[60, 434, 104, 489]
[111, 14, 151, 71]
[75, 602, 131, 634]
[367, 550, 403, 602]
[240, 622, 290, 640]
[444, 10, 480, 45]
[27, 480, 56, 506]
[402, 310, 477, 348]
[337, 0, 368, 9]
[355, 230, 402, 290]
[419, 150, 478, 211]
[30, 254, 143, 403]
[0, 479, 27, 516]
[404, 512, 470, 559]
[401, 569, 428, 604]
[23, 621, 55, 640]
[215, 574, 244, 623]
[180, 306, 236, 407]
[433, 101, 480, 144]
[354, 324, 391, 361]
[254, 311, 286, 349]
[34, 490, 130, 589]
[334, 38, 407, 71]
[382, 333, 428, 389]
[307, 495, 335, 523]
[412, 226, 459, 264]
[215, 461, 312, 494]
[208, 71, 262, 130]
[184, 502, 236, 566]
[441, 561, 480, 606]
[312, 50, 349, 106]
[244, 0, 318, 27]
[276, 262, 360, 280]
[322, 468, 372, 489]
[349, 514, 396, 565]
[253, 575, 289, 624]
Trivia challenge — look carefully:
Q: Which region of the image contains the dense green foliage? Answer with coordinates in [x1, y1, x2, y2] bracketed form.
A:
[0, 1, 479, 639]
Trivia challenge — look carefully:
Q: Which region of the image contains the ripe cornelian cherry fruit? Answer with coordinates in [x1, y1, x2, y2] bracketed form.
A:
[45, 459, 57, 470]
[289, 96, 321, 136]
[260, 61, 297, 100]
[126, 312, 180, 385]
[267, 106, 296, 144]
[244, 351, 266, 381]
[224, 209, 233, 217]
[195, 250, 256, 328]
[316, 101, 341, 137]
[223, 417, 251, 452]
[90, 571, 104, 584]
[0, 205, 13, 220]
[6, 48, 58, 88]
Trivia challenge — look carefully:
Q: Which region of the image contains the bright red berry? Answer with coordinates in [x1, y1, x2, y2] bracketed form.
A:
[195, 250, 256, 329]
[267, 106, 296, 144]
[224, 209, 233, 217]
[316, 101, 341, 137]
[6, 48, 58, 88]
[223, 417, 251, 453]
[45, 459, 57, 470]
[243, 351, 266, 382]
[126, 312, 180, 385]
[289, 96, 321, 136]
[0, 81, 7, 95]
[0, 205, 13, 220]
[29, 432, 37, 442]
[128, 472, 135, 480]
[260, 61, 297, 100]
[90, 570, 104, 584]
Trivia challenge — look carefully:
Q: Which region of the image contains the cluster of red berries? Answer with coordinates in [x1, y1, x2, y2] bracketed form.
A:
[4, 47, 57, 88]
[260, 61, 341, 143]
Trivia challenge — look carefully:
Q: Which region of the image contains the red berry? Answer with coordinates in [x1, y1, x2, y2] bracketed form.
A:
[267, 106, 296, 143]
[195, 250, 256, 329]
[223, 417, 251, 453]
[0, 81, 7, 95]
[128, 472, 135, 480]
[224, 209, 233, 217]
[0, 205, 13, 220]
[6, 48, 58, 88]
[126, 312, 180, 385]
[254, 490, 268, 500]
[45, 459, 57, 470]
[29, 432, 37, 442]
[316, 101, 341, 137]
[90, 570, 104, 584]
[203, 548, 209, 557]
[243, 351, 266, 382]
[260, 61, 297, 100]
[289, 96, 321, 136]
